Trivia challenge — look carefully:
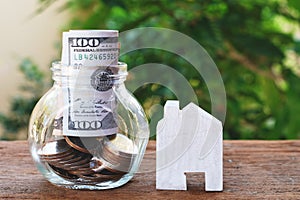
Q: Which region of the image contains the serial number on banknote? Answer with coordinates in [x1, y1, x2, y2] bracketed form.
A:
[73, 53, 118, 61]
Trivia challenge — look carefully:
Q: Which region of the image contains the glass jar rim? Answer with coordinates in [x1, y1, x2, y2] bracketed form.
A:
[51, 61, 128, 85]
[51, 61, 127, 71]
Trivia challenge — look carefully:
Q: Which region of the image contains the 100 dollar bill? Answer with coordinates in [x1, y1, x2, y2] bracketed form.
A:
[55, 30, 120, 137]
[61, 30, 119, 67]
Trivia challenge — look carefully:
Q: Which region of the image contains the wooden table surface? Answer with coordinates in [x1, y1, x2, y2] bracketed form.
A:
[0, 140, 299, 199]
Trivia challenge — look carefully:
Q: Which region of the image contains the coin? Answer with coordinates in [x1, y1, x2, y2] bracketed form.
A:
[108, 134, 138, 154]
[38, 133, 133, 183]
[68, 167, 94, 176]
[56, 155, 83, 165]
[98, 133, 138, 173]
[38, 140, 71, 157]
[65, 136, 101, 153]
[90, 157, 124, 175]
[106, 133, 117, 140]
[43, 153, 76, 163]
[49, 164, 78, 180]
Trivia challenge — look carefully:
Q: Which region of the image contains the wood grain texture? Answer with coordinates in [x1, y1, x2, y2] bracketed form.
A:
[0, 140, 300, 199]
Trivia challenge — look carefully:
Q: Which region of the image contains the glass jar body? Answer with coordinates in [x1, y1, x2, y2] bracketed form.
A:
[28, 63, 149, 190]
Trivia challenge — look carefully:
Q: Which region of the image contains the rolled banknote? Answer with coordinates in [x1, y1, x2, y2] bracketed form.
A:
[55, 30, 120, 137]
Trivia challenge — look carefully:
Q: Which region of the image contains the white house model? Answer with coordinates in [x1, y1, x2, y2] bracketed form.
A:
[156, 100, 223, 191]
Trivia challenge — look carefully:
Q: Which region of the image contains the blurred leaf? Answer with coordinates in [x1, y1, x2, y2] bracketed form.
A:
[19, 58, 44, 83]
[288, 0, 300, 12]
[0, 59, 46, 139]
[294, 40, 300, 54]
[2, 0, 300, 140]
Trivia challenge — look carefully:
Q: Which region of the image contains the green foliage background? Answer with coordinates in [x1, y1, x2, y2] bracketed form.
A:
[1, 0, 300, 140]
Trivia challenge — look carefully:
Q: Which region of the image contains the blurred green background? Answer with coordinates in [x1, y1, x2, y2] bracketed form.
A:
[0, 0, 299, 140]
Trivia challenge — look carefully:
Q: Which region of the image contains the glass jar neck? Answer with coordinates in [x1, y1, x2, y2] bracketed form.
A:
[51, 61, 128, 88]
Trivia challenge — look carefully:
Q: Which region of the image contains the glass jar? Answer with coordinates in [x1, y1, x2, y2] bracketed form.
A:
[28, 62, 149, 190]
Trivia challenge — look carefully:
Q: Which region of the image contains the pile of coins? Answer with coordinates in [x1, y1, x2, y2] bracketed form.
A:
[38, 134, 137, 183]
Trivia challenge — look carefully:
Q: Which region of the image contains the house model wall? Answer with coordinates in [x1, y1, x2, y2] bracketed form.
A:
[156, 100, 223, 191]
